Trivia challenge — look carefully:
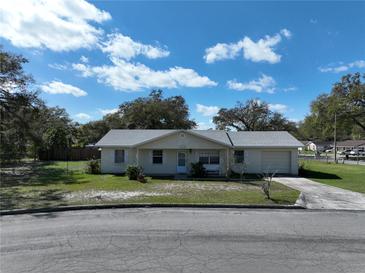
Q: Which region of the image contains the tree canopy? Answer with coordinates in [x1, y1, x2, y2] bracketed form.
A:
[213, 99, 298, 135]
[298, 73, 365, 141]
[76, 90, 196, 146]
[0, 47, 76, 161]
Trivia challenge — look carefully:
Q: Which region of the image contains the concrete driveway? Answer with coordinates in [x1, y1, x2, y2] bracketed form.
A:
[275, 177, 365, 210]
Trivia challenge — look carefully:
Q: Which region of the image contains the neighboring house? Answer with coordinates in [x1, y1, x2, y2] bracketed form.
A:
[299, 140, 316, 151]
[336, 140, 365, 151]
[96, 130, 303, 176]
[299, 140, 333, 152]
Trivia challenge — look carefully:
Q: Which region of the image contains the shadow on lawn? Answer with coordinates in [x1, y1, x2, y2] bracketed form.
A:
[0, 161, 87, 187]
[301, 169, 341, 180]
[0, 188, 69, 210]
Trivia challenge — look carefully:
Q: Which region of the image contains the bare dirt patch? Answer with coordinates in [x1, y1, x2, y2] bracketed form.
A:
[152, 181, 260, 192]
[64, 190, 170, 201]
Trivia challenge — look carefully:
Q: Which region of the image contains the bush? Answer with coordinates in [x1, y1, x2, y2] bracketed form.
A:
[126, 164, 143, 180]
[190, 162, 206, 178]
[86, 159, 100, 174]
[137, 173, 148, 183]
[261, 171, 276, 200]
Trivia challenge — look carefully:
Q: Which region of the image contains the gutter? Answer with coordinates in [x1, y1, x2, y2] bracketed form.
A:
[0, 204, 306, 216]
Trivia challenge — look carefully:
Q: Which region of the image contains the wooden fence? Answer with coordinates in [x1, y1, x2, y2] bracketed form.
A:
[38, 147, 100, 161]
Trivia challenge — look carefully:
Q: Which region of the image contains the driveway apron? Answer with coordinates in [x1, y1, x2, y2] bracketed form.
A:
[275, 177, 365, 210]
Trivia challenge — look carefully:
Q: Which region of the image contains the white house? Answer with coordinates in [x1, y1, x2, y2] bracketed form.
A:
[299, 141, 316, 151]
[96, 129, 303, 176]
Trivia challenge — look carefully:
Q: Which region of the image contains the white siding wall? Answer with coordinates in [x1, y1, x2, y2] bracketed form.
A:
[136, 132, 229, 175]
[100, 147, 136, 173]
[230, 148, 298, 175]
[139, 149, 177, 174]
[138, 149, 228, 175]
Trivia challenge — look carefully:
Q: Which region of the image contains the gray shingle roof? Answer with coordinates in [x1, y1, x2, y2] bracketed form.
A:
[336, 140, 365, 147]
[95, 129, 176, 147]
[96, 129, 302, 148]
[227, 131, 303, 147]
[188, 130, 232, 146]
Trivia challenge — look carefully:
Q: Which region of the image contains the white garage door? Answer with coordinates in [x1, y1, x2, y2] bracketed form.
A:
[262, 151, 291, 174]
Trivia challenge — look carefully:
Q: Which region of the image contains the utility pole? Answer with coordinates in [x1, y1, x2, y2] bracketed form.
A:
[334, 112, 337, 163]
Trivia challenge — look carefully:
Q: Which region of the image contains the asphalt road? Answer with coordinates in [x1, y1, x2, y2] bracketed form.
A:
[1, 208, 365, 272]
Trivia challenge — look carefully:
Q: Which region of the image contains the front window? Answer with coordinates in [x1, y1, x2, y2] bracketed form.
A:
[234, 150, 244, 163]
[114, 149, 125, 163]
[199, 152, 219, 165]
[152, 150, 163, 164]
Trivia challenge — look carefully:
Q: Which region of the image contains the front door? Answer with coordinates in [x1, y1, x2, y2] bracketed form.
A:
[176, 152, 187, 173]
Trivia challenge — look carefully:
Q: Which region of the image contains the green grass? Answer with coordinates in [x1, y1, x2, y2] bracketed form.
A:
[300, 160, 365, 193]
[0, 161, 300, 210]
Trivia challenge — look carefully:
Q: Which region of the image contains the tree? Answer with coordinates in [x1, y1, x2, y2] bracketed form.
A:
[76, 119, 112, 147]
[332, 73, 365, 131]
[0, 47, 77, 161]
[118, 90, 196, 129]
[213, 99, 298, 135]
[299, 73, 365, 141]
[76, 90, 197, 146]
[0, 47, 40, 161]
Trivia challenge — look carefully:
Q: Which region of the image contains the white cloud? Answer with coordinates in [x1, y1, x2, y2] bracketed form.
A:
[72, 58, 217, 92]
[280, 28, 292, 39]
[41, 81, 87, 97]
[204, 29, 290, 64]
[282, 86, 297, 92]
[196, 104, 220, 117]
[204, 42, 243, 64]
[75, 113, 91, 120]
[101, 33, 170, 61]
[268, 103, 288, 113]
[227, 74, 276, 93]
[80, 56, 89, 63]
[196, 120, 215, 130]
[319, 60, 365, 73]
[0, 0, 111, 51]
[48, 63, 68, 70]
[98, 108, 119, 115]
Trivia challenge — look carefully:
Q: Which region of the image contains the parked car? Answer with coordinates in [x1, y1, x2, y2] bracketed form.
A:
[339, 149, 352, 156]
[351, 149, 365, 156]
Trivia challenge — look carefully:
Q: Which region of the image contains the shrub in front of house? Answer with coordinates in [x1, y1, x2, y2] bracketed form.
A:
[137, 173, 148, 183]
[86, 159, 101, 174]
[190, 162, 206, 177]
[126, 164, 143, 180]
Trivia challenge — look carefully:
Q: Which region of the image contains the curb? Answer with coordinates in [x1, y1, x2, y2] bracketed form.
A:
[0, 203, 306, 216]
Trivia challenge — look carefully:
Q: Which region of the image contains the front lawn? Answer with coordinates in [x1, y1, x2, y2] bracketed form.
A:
[300, 160, 365, 193]
[0, 161, 300, 210]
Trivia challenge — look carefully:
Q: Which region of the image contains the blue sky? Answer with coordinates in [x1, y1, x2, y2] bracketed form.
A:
[1, 1, 364, 128]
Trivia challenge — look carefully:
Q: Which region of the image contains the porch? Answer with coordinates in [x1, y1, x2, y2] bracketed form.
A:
[136, 148, 230, 176]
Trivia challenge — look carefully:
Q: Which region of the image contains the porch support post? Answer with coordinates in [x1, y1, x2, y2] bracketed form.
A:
[226, 148, 230, 177]
[136, 148, 139, 166]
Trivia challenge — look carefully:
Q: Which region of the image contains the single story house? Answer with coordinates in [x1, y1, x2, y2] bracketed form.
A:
[336, 140, 365, 151]
[96, 129, 303, 176]
[299, 140, 316, 151]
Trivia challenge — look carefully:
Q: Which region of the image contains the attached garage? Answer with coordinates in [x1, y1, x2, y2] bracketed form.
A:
[228, 131, 302, 175]
[261, 151, 291, 174]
